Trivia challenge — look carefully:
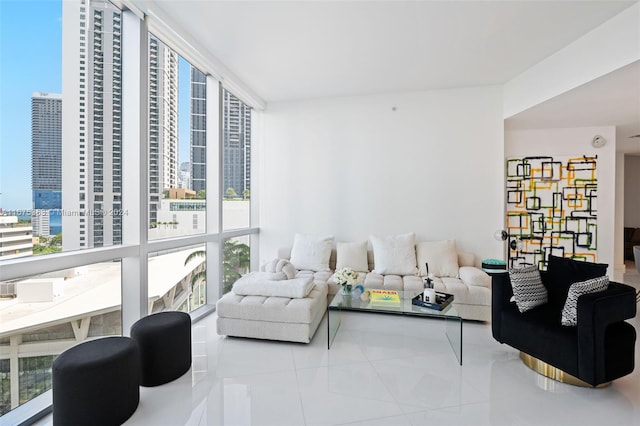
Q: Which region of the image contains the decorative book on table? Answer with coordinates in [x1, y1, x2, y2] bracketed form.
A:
[370, 289, 401, 304]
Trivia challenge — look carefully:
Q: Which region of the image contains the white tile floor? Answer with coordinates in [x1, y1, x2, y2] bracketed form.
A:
[35, 266, 640, 426]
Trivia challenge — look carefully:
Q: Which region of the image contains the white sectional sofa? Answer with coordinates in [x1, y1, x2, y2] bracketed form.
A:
[277, 233, 491, 321]
[216, 233, 491, 344]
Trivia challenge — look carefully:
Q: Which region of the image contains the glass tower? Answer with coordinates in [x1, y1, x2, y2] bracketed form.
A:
[190, 67, 207, 192]
[222, 90, 251, 197]
[31, 92, 62, 236]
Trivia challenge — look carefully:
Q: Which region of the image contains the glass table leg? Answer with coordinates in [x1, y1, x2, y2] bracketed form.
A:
[327, 307, 341, 349]
[445, 315, 463, 365]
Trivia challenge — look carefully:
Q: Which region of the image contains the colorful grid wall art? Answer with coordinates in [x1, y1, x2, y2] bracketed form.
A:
[506, 155, 597, 269]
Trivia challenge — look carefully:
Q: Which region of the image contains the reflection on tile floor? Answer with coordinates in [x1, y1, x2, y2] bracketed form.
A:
[34, 266, 640, 426]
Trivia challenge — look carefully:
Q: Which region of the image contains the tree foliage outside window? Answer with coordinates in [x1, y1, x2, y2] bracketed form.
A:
[33, 233, 62, 255]
[183, 239, 250, 297]
[222, 239, 250, 293]
[0, 359, 10, 415]
[225, 187, 238, 198]
[18, 356, 55, 406]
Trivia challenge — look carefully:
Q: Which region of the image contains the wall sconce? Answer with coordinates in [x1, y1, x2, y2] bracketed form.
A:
[510, 238, 524, 251]
[494, 230, 508, 263]
[494, 230, 508, 242]
[494, 230, 523, 265]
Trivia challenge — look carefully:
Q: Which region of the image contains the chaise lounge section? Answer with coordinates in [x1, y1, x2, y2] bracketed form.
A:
[216, 281, 328, 343]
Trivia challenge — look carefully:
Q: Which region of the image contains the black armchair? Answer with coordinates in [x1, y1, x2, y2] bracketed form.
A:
[492, 256, 636, 387]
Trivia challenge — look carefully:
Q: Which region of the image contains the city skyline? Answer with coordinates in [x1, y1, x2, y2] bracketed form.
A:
[0, 0, 254, 415]
[0, 0, 192, 212]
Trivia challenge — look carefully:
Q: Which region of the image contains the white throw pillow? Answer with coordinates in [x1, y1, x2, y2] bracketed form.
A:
[416, 240, 459, 278]
[290, 233, 334, 272]
[370, 233, 417, 276]
[336, 241, 369, 272]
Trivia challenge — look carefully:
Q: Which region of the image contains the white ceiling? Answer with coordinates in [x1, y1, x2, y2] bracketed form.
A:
[142, 0, 635, 103]
[505, 60, 640, 152]
[137, 0, 639, 150]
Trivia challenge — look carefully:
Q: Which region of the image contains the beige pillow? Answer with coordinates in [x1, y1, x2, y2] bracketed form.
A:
[370, 233, 417, 276]
[336, 241, 369, 272]
[416, 240, 459, 278]
[290, 233, 334, 272]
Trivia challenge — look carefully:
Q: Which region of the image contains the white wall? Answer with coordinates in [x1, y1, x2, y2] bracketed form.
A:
[259, 86, 504, 265]
[625, 155, 640, 228]
[505, 127, 619, 273]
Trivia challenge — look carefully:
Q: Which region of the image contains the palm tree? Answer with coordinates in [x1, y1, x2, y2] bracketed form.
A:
[184, 249, 206, 289]
[183, 240, 251, 295]
[222, 240, 250, 293]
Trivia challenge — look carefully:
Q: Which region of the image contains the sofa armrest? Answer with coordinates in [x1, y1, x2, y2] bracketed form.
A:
[491, 272, 513, 343]
[576, 282, 637, 386]
[457, 252, 475, 267]
[459, 266, 490, 287]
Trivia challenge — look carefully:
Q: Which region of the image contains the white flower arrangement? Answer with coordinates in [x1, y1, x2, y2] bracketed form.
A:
[334, 267, 359, 288]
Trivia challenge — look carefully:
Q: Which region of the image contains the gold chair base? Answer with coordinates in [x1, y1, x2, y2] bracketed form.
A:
[519, 352, 610, 388]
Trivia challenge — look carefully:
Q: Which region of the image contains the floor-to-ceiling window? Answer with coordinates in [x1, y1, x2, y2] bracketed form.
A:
[145, 34, 212, 312]
[221, 88, 254, 294]
[222, 89, 252, 231]
[0, 0, 258, 419]
[1, 0, 128, 414]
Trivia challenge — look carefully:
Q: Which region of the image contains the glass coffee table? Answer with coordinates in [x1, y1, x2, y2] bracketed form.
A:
[327, 289, 464, 365]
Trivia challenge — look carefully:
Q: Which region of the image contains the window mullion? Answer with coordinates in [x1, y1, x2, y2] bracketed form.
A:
[205, 77, 222, 303]
[120, 9, 149, 333]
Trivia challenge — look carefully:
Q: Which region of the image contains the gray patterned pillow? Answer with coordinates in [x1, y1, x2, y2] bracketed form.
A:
[509, 265, 548, 313]
[561, 276, 609, 326]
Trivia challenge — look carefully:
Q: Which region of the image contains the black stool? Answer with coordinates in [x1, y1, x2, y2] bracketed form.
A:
[130, 311, 192, 386]
[52, 336, 140, 426]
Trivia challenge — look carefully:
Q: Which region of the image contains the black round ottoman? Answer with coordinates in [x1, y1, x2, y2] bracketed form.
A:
[130, 311, 192, 387]
[52, 336, 140, 426]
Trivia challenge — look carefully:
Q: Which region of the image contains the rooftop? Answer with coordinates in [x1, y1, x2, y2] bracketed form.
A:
[0, 247, 201, 338]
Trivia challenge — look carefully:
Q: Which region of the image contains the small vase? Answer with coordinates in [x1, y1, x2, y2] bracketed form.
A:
[341, 284, 352, 295]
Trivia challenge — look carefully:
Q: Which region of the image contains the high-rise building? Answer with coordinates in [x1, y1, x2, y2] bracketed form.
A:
[190, 67, 206, 192]
[31, 92, 62, 237]
[31, 212, 50, 238]
[0, 216, 33, 259]
[62, 0, 122, 250]
[62, 0, 178, 249]
[189, 71, 252, 198]
[148, 36, 179, 226]
[178, 161, 191, 189]
[222, 89, 251, 197]
[31, 92, 62, 203]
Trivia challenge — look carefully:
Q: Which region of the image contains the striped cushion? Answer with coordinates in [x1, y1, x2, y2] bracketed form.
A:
[561, 276, 609, 326]
[509, 265, 548, 313]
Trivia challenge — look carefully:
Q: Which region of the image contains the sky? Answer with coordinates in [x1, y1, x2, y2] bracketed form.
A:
[0, 1, 62, 210]
[0, 0, 192, 211]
